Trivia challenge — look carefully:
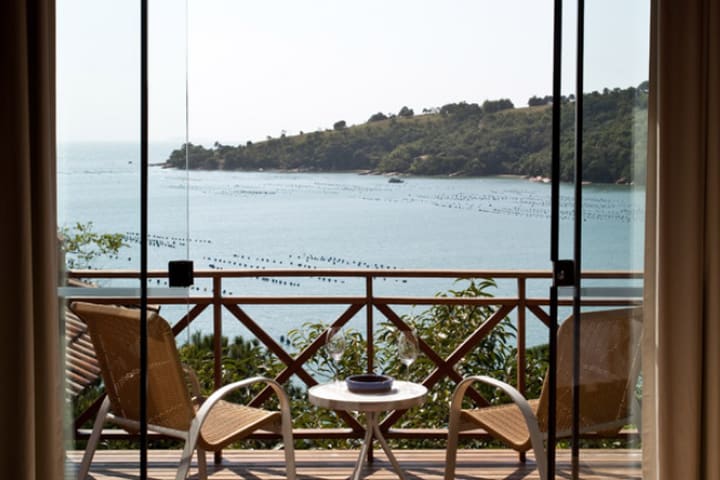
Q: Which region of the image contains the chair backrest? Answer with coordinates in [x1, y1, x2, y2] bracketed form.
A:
[71, 302, 195, 432]
[535, 307, 643, 436]
[65, 308, 101, 397]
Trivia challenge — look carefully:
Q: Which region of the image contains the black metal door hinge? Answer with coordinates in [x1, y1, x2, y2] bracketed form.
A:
[553, 260, 575, 287]
[169, 260, 194, 287]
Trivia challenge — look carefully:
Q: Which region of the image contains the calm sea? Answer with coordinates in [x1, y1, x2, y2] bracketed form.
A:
[58, 142, 645, 347]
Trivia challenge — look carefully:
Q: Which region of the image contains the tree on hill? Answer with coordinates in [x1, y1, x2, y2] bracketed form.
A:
[333, 120, 347, 130]
[482, 98, 514, 113]
[164, 86, 647, 184]
[166, 143, 218, 170]
[368, 112, 388, 122]
[439, 101, 483, 120]
[528, 95, 550, 107]
[398, 106, 414, 117]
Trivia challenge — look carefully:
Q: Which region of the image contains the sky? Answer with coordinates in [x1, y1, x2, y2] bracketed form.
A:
[56, 0, 650, 145]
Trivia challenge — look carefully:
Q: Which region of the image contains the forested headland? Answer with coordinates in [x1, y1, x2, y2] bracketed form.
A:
[164, 83, 648, 184]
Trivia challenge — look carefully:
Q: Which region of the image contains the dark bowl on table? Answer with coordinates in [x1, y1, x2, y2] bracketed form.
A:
[345, 374, 394, 393]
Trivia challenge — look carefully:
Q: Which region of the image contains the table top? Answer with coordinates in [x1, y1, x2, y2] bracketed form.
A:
[308, 380, 427, 412]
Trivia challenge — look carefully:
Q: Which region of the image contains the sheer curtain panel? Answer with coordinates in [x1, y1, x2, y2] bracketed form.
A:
[644, 0, 720, 478]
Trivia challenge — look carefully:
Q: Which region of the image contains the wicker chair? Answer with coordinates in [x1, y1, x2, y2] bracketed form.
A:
[445, 307, 643, 480]
[70, 302, 295, 480]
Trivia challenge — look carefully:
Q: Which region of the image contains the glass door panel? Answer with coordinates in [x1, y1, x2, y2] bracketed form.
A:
[56, 1, 143, 475]
[147, 0, 193, 305]
[58, 1, 191, 476]
[552, 1, 649, 478]
[580, 0, 649, 473]
[57, 2, 142, 280]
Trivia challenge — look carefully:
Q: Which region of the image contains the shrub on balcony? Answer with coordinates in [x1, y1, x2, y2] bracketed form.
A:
[286, 278, 549, 449]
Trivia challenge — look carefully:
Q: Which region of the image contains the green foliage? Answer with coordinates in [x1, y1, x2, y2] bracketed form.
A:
[285, 323, 369, 448]
[283, 279, 549, 449]
[366, 280, 509, 448]
[528, 95, 552, 107]
[398, 106, 414, 117]
[59, 221, 126, 269]
[509, 343, 549, 400]
[178, 332, 278, 398]
[166, 142, 218, 170]
[482, 98, 514, 113]
[380, 279, 516, 387]
[440, 101, 483, 119]
[378, 279, 540, 449]
[164, 85, 648, 184]
[287, 323, 366, 382]
[368, 112, 389, 122]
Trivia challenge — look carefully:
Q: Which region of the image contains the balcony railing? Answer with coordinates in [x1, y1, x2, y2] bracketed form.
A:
[65, 268, 642, 444]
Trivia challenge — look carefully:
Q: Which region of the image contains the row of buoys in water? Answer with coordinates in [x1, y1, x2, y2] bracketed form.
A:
[203, 253, 401, 271]
[205, 255, 376, 285]
[147, 278, 234, 295]
[109, 244, 407, 288]
[360, 190, 636, 223]
[203, 252, 409, 285]
[124, 231, 212, 244]
[289, 253, 398, 270]
[204, 256, 289, 266]
[114, 252, 409, 287]
[124, 236, 184, 248]
[259, 277, 301, 287]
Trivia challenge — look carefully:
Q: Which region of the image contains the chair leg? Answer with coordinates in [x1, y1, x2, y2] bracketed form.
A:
[197, 448, 208, 480]
[281, 411, 296, 480]
[78, 397, 111, 480]
[444, 407, 461, 480]
[176, 436, 198, 480]
[530, 440, 547, 480]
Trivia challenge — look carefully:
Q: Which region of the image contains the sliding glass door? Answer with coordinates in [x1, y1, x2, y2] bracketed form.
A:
[57, 1, 650, 478]
[549, 1, 649, 478]
[57, 1, 190, 477]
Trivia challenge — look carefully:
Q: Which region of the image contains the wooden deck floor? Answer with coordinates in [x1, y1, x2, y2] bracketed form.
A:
[66, 449, 641, 479]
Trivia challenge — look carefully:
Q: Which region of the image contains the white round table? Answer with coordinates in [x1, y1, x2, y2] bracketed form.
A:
[308, 380, 427, 480]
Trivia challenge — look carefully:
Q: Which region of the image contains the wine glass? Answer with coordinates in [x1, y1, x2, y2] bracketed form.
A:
[398, 330, 419, 380]
[325, 327, 346, 385]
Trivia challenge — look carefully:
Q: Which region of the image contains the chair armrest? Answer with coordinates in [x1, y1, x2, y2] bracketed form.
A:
[179, 377, 296, 480]
[450, 375, 547, 480]
[451, 375, 536, 426]
[193, 376, 292, 429]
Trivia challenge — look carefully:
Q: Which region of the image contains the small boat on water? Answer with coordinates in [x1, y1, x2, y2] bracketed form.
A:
[388, 177, 404, 184]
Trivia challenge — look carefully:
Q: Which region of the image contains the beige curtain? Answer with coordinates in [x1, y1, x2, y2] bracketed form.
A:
[644, 0, 720, 478]
[0, 0, 63, 478]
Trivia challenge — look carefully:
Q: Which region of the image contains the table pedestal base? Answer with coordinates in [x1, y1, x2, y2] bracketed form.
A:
[352, 412, 406, 480]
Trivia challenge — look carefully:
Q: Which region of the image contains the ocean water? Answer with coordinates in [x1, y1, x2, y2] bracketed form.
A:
[58, 142, 645, 347]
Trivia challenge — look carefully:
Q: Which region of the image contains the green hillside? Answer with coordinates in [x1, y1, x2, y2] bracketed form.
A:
[165, 84, 648, 184]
